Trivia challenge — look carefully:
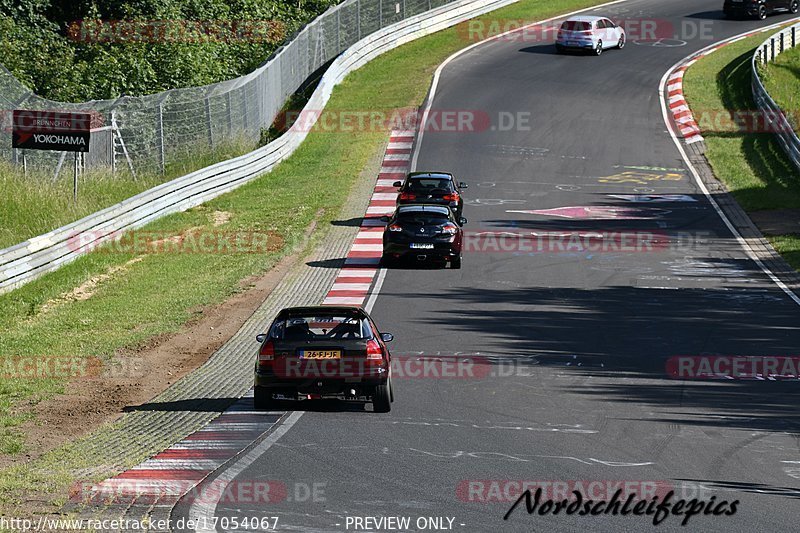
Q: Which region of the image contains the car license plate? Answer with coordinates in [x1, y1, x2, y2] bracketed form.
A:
[302, 350, 341, 359]
[410, 243, 434, 249]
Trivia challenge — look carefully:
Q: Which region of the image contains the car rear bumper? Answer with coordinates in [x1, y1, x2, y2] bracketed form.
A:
[255, 374, 387, 397]
[383, 241, 460, 260]
[555, 39, 595, 50]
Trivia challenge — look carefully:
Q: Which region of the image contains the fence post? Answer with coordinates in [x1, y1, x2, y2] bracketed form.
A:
[793, 26, 796, 49]
[763, 43, 769, 64]
[780, 32, 784, 54]
[156, 92, 170, 174]
[226, 91, 234, 136]
[770, 37, 775, 60]
[205, 95, 214, 148]
[156, 103, 165, 174]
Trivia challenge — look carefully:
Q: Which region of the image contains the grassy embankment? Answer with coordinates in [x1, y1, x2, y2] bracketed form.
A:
[683, 31, 800, 270]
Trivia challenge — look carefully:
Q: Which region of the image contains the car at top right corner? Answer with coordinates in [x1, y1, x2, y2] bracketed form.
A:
[723, 0, 799, 20]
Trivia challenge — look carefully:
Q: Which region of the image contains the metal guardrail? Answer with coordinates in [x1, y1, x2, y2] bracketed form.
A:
[752, 22, 800, 172]
[0, 0, 520, 294]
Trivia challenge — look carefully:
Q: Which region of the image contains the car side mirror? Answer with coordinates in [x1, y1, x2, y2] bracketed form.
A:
[392, 181, 402, 188]
[458, 217, 468, 226]
[256, 333, 267, 343]
[381, 332, 394, 343]
[459, 182, 468, 188]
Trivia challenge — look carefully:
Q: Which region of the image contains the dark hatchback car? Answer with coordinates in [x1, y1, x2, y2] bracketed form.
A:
[382, 204, 466, 268]
[393, 172, 468, 219]
[254, 306, 394, 412]
[723, 0, 798, 19]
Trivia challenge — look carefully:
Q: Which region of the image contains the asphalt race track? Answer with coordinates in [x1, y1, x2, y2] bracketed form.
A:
[174, 0, 800, 531]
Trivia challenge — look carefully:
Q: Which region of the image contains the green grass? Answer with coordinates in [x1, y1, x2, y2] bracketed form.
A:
[0, 137, 256, 250]
[683, 30, 800, 271]
[0, 0, 614, 512]
[760, 42, 800, 136]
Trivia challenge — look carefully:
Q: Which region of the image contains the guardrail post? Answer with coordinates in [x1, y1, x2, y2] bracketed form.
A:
[770, 37, 775, 60]
[793, 27, 796, 48]
[763, 43, 769, 64]
[780, 32, 784, 54]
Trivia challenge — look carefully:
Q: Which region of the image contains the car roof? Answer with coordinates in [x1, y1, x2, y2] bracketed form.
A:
[396, 204, 451, 215]
[277, 305, 366, 318]
[406, 172, 453, 180]
[563, 15, 604, 22]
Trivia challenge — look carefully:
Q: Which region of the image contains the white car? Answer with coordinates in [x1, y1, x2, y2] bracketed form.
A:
[555, 16, 625, 55]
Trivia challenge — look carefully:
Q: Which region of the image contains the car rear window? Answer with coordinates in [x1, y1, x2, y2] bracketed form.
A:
[396, 212, 450, 224]
[561, 21, 590, 31]
[407, 178, 453, 192]
[270, 315, 371, 340]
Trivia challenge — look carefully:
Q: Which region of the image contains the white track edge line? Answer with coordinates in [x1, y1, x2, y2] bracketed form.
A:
[189, 411, 304, 532]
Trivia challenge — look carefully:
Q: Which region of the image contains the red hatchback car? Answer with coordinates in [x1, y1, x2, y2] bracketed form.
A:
[254, 306, 395, 412]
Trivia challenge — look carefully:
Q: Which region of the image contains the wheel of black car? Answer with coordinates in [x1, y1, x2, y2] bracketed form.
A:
[451, 255, 462, 269]
[757, 5, 767, 19]
[253, 386, 276, 410]
[617, 36, 625, 49]
[373, 381, 391, 413]
[791, 0, 799, 14]
[594, 40, 603, 56]
[380, 254, 393, 268]
[555, 44, 564, 54]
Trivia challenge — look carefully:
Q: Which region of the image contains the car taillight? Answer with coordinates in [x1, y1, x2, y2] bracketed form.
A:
[388, 224, 403, 232]
[441, 223, 458, 235]
[258, 340, 274, 367]
[399, 192, 416, 201]
[366, 340, 384, 361]
[442, 193, 460, 202]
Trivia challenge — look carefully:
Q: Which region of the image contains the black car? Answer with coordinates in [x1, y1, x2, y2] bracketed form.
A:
[254, 306, 394, 412]
[723, 0, 798, 19]
[382, 204, 466, 268]
[393, 171, 468, 219]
